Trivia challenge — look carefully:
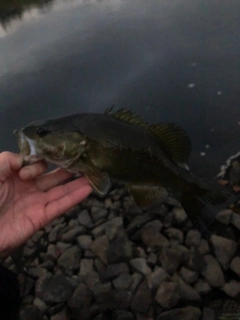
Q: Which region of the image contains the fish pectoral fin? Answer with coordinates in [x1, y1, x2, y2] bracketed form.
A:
[85, 170, 111, 194]
[148, 123, 191, 165]
[127, 185, 168, 207]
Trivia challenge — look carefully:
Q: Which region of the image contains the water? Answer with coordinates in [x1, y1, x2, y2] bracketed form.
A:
[1, 0, 240, 179]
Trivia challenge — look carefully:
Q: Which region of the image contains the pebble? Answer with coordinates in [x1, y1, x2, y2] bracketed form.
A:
[157, 306, 201, 320]
[194, 278, 211, 295]
[147, 267, 170, 290]
[159, 248, 183, 275]
[78, 209, 93, 228]
[215, 209, 233, 225]
[57, 246, 82, 275]
[61, 226, 86, 243]
[210, 234, 237, 269]
[198, 239, 210, 255]
[103, 263, 129, 280]
[221, 280, 240, 297]
[106, 235, 132, 264]
[68, 282, 92, 310]
[155, 281, 179, 308]
[42, 275, 73, 304]
[33, 297, 48, 313]
[164, 228, 184, 243]
[112, 272, 133, 290]
[179, 266, 198, 284]
[50, 308, 68, 320]
[230, 256, 240, 277]
[173, 274, 200, 301]
[105, 217, 124, 240]
[202, 308, 216, 320]
[185, 230, 202, 248]
[90, 207, 108, 222]
[131, 280, 152, 313]
[129, 273, 143, 293]
[79, 259, 94, 277]
[231, 212, 240, 230]
[112, 310, 134, 320]
[91, 235, 109, 264]
[141, 228, 169, 249]
[129, 258, 151, 275]
[183, 251, 205, 272]
[172, 207, 188, 224]
[77, 235, 93, 250]
[201, 255, 225, 287]
[48, 224, 67, 243]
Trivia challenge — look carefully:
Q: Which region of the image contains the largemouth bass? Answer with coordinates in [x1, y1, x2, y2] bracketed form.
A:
[15, 107, 235, 237]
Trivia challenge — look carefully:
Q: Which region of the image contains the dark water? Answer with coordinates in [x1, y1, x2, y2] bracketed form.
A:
[0, 0, 240, 178]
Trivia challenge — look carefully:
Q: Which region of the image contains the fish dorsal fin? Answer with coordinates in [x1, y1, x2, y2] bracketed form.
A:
[105, 107, 148, 128]
[148, 123, 191, 164]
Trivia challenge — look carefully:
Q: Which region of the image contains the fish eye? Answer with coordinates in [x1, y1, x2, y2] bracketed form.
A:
[36, 127, 51, 137]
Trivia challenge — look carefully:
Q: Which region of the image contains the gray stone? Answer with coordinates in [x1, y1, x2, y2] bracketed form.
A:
[112, 273, 133, 290]
[157, 306, 201, 320]
[77, 235, 93, 250]
[129, 273, 143, 293]
[173, 274, 200, 301]
[83, 271, 100, 291]
[112, 310, 134, 320]
[202, 308, 216, 320]
[61, 226, 86, 242]
[46, 244, 60, 261]
[210, 235, 237, 269]
[31, 230, 45, 244]
[91, 221, 108, 238]
[107, 235, 132, 264]
[216, 209, 233, 225]
[147, 267, 170, 290]
[33, 297, 48, 313]
[147, 253, 157, 266]
[68, 282, 92, 309]
[201, 255, 225, 287]
[230, 256, 240, 277]
[68, 218, 79, 227]
[35, 272, 52, 299]
[105, 217, 124, 240]
[103, 263, 129, 280]
[91, 235, 109, 264]
[172, 207, 188, 224]
[129, 258, 151, 275]
[48, 223, 67, 243]
[92, 282, 111, 303]
[42, 275, 73, 304]
[221, 280, 240, 297]
[179, 266, 198, 284]
[198, 239, 210, 255]
[19, 306, 42, 320]
[159, 248, 183, 275]
[56, 242, 72, 253]
[27, 267, 48, 279]
[141, 228, 169, 249]
[144, 220, 163, 232]
[57, 246, 81, 275]
[78, 209, 93, 228]
[91, 206, 108, 222]
[126, 214, 153, 234]
[185, 230, 202, 248]
[164, 228, 184, 243]
[51, 308, 68, 320]
[183, 251, 205, 272]
[131, 280, 152, 313]
[108, 289, 132, 310]
[231, 212, 240, 230]
[194, 278, 211, 295]
[155, 281, 179, 308]
[79, 259, 94, 277]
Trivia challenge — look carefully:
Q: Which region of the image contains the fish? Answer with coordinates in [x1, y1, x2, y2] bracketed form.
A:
[14, 107, 236, 238]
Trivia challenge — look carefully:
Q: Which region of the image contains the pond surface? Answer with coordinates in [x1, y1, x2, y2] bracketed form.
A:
[1, 0, 240, 178]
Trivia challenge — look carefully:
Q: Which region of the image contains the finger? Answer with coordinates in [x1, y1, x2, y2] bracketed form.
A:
[37, 168, 73, 191]
[19, 160, 48, 180]
[46, 176, 90, 202]
[0, 152, 23, 182]
[46, 184, 92, 221]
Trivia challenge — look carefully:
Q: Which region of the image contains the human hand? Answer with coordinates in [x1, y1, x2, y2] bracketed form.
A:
[0, 152, 92, 257]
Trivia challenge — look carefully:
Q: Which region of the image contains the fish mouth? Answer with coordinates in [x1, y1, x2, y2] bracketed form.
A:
[14, 129, 43, 164]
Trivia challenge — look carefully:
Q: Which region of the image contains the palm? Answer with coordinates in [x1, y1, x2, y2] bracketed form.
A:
[0, 159, 91, 255]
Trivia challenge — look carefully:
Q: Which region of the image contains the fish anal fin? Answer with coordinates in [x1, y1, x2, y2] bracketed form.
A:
[86, 170, 111, 194]
[128, 185, 168, 207]
[105, 107, 148, 128]
[148, 123, 191, 164]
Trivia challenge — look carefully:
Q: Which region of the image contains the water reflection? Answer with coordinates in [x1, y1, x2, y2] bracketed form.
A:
[0, 0, 240, 178]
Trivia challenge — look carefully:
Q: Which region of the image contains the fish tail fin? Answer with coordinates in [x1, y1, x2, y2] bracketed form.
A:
[181, 185, 238, 239]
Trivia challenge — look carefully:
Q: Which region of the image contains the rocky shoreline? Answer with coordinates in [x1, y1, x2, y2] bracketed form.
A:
[2, 155, 240, 320]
